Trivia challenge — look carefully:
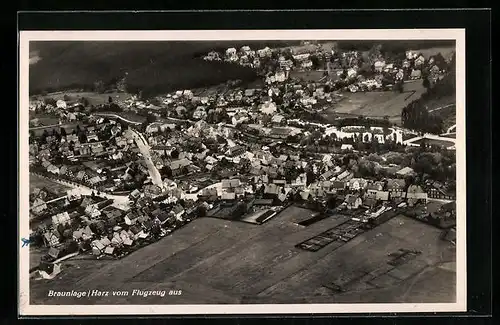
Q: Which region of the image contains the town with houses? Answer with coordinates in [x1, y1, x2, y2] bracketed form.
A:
[27, 40, 457, 302]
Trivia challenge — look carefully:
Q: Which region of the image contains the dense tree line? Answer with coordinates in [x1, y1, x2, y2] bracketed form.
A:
[334, 117, 392, 128]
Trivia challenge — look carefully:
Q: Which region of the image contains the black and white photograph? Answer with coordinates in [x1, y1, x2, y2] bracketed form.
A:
[19, 29, 466, 315]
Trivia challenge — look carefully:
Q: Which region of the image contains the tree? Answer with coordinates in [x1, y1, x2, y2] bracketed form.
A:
[44, 97, 57, 106]
[151, 223, 162, 237]
[310, 55, 321, 70]
[109, 103, 122, 112]
[394, 80, 405, 93]
[40, 129, 49, 143]
[94, 80, 105, 94]
[195, 205, 207, 218]
[79, 97, 90, 107]
[231, 202, 247, 220]
[170, 148, 179, 159]
[422, 77, 431, 89]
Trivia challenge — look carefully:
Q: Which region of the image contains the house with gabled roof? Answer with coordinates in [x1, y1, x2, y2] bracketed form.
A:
[320, 170, 335, 181]
[84, 204, 101, 218]
[43, 230, 60, 247]
[344, 194, 362, 210]
[170, 205, 185, 221]
[129, 189, 142, 201]
[48, 247, 60, 259]
[363, 197, 378, 209]
[336, 170, 353, 182]
[124, 211, 139, 226]
[51, 212, 71, 226]
[387, 179, 406, 199]
[348, 178, 369, 191]
[31, 198, 47, 214]
[91, 240, 105, 254]
[406, 184, 428, 206]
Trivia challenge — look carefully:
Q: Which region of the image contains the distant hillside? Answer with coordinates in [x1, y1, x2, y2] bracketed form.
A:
[29, 41, 292, 97]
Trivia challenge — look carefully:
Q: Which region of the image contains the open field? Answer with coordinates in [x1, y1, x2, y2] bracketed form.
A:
[30, 41, 300, 96]
[323, 80, 426, 124]
[30, 203, 455, 304]
[42, 92, 133, 106]
[30, 123, 87, 137]
[28, 113, 60, 126]
[290, 70, 325, 82]
[30, 173, 71, 196]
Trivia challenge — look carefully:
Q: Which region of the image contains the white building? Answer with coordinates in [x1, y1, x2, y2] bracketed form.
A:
[56, 100, 67, 109]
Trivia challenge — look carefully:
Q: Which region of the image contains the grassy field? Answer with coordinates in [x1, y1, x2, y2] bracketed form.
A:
[30, 204, 455, 304]
[43, 92, 133, 106]
[28, 113, 60, 126]
[322, 80, 427, 124]
[290, 70, 325, 82]
[30, 123, 87, 137]
[30, 173, 71, 196]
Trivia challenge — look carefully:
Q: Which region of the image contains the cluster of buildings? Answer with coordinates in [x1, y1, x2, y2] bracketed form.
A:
[202, 43, 454, 94]
[33, 187, 213, 261]
[344, 50, 452, 93]
[203, 45, 273, 69]
[29, 42, 457, 268]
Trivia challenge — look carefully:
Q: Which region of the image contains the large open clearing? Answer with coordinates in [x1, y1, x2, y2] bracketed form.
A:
[28, 112, 60, 126]
[30, 205, 455, 305]
[322, 80, 427, 125]
[43, 92, 133, 106]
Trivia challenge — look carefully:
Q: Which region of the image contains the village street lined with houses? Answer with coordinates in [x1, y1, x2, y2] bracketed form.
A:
[27, 40, 458, 304]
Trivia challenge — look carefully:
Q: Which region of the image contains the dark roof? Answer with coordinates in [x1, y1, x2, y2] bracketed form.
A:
[171, 205, 185, 214]
[156, 212, 170, 222]
[143, 219, 153, 229]
[345, 194, 360, 205]
[130, 225, 141, 234]
[151, 208, 163, 218]
[332, 181, 345, 189]
[387, 179, 406, 190]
